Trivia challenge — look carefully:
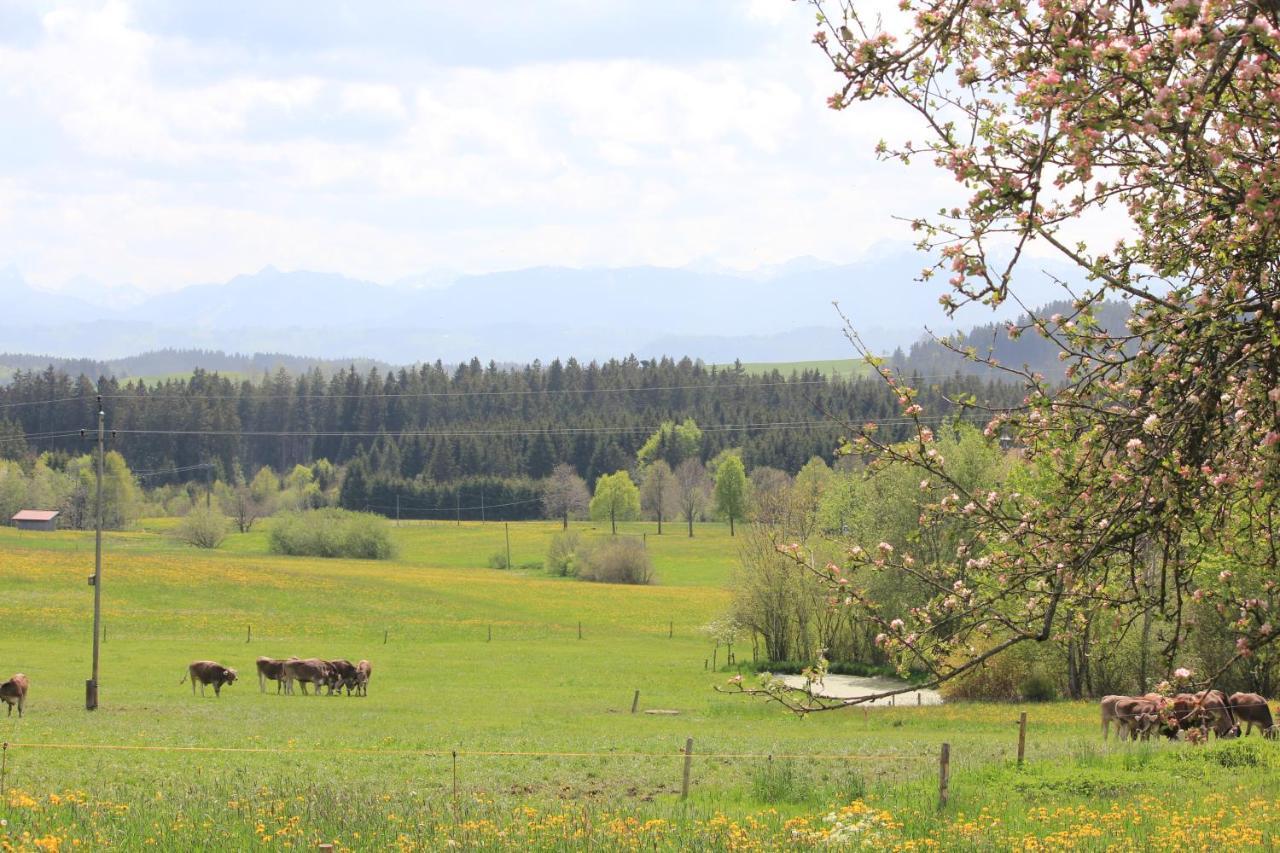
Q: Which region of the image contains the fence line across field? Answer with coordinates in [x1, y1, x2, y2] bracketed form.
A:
[0, 740, 915, 762]
[0, 738, 947, 806]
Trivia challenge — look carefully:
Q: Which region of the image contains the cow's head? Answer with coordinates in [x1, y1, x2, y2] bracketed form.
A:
[225, 668, 238, 684]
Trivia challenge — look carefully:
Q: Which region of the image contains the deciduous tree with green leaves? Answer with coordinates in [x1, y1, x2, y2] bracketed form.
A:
[713, 454, 750, 536]
[589, 470, 641, 535]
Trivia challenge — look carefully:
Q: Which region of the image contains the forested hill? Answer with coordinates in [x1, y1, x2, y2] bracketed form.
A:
[0, 358, 1022, 486]
[0, 349, 390, 383]
[892, 299, 1130, 379]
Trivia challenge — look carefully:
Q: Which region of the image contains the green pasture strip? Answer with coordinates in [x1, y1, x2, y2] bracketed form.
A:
[0, 522, 1277, 849]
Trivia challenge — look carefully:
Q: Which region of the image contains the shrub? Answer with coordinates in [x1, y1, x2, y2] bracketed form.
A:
[268, 509, 395, 560]
[546, 530, 581, 577]
[577, 537, 654, 585]
[488, 552, 509, 570]
[175, 506, 228, 549]
[1020, 670, 1058, 702]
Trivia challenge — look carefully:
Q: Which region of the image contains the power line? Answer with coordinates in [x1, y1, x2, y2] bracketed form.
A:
[106, 416, 957, 441]
[0, 371, 992, 411]
[0, 414, 976, 446]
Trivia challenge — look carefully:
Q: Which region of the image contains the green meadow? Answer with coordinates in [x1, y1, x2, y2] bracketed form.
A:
[0, 520, 1276, 850]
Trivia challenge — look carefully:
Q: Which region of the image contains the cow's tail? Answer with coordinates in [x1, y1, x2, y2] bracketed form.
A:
[179, 668, 190, 685]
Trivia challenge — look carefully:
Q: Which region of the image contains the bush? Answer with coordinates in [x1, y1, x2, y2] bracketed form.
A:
[488, 552, 509, 570]
[577, 537, 654, 585]
[1020, 670, 1058, 702]
[175, 506, 228, 549]
[268, 509, 395, 560]
[546, 530, 581, 577]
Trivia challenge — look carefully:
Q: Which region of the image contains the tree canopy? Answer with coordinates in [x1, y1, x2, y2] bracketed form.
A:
[589, 470, 641, 535]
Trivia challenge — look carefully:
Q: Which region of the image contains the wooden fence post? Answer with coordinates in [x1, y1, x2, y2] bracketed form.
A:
[917, 692, 921, 706]
[246, 624, 250, 643]
[938, 743, 951, 809]
[383, 629, 388, 645]
[578, 621, 583, 640]
[452, 749, 459, 806]
[631, 690, 640, 713]
[1017, 711, 1027, 767]
[681, 737, 694, 800]
[488, 624, 492, 642]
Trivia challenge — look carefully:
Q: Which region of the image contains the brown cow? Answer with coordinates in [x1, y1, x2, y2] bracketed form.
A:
[0, 674, 28, 717]
[282, 658, 331, 695]
[1195, 689, 1240, 738]
[1227, 692, 1275, 737]
[1113, 697, 1161, 741]
[256, 657, 288, 694]
[327, 659, 359, 695]
[1100, 694, 1126, 740]
[355, 660, 372, 697]
[181, 661, 237, 697]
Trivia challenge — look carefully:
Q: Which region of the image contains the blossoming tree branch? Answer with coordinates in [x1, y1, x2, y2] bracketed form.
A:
[725, 0, 1280, 712]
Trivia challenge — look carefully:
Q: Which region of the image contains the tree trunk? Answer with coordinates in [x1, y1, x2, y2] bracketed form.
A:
[729, 514, 735, 536]
[562, 512, 568, 530]
[657, 511, 663, 535]
[611, 508, 617, 535]
[687, 511, 694, 538]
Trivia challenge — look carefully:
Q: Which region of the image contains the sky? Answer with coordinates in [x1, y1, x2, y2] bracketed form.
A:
[0, 0, 961, 293]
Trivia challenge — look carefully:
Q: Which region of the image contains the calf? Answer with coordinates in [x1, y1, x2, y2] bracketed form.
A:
[282, 658, 332, 695]
[256, 657, 289, 694]
[0, 674, 28, 717]
[1113, 697, 1161, 741]
[355, 660, 372, 697]
[1228, 692, 1274, 737]
[327, 659, 359, 696]
[181, 661, 237, 697]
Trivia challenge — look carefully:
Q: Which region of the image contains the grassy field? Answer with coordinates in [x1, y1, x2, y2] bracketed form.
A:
[0, 519, 1276, 850]
[713, 359, 870, 380]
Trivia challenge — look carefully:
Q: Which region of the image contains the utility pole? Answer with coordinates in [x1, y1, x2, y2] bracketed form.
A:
[83, 397, 108, 711]
[396, 494, 400, 527]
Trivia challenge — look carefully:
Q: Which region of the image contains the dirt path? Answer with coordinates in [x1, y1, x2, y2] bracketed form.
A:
[779, 673, 943, 706]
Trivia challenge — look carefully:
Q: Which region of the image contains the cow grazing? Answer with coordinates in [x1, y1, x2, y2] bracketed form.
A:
[1195, 689, 1240, 738]
[1228, 692, 1274, 736]
[181, 661, 237, 697]
[256, 657, 288, 694]
[1113, 697, 1162, 741]
[1100, 694, 1125, 740]
[0, 674, 28, 717]
[327, 659, 359, 695]
[282, 658, 332, 695]
[355, 660, 372, 697]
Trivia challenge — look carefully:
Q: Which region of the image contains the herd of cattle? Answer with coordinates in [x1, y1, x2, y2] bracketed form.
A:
[181, 657, 373, 697]
[1101, 690, 1276, 741]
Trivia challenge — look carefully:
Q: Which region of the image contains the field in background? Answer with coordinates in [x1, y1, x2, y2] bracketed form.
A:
[0, 520, 1276, 849]
[714, 358, 870, 379]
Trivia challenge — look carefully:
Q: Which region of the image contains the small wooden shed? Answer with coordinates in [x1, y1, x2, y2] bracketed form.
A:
[11, 510, 60, 531]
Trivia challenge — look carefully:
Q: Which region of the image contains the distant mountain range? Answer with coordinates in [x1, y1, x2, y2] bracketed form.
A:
[0, 252, 1079, 364]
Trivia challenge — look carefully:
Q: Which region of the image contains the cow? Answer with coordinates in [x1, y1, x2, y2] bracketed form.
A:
[282, 658, 332, 695]
[255, 657, 289, 694]
[1194, 689, 1241, 738]
[327, 659, 359, 696]
[355, 660, 372, 697]
[1113, 697, 1162, 741]
[1100, 694, 1126, 740]
[1169, 690, 1239, 739]
[1227, 692, 1275, 737]
[0, 674, 28, 717]
[181, 661, 237, 697]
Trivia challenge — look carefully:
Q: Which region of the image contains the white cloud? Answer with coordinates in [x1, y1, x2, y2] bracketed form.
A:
[0, 0, 959, 291]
